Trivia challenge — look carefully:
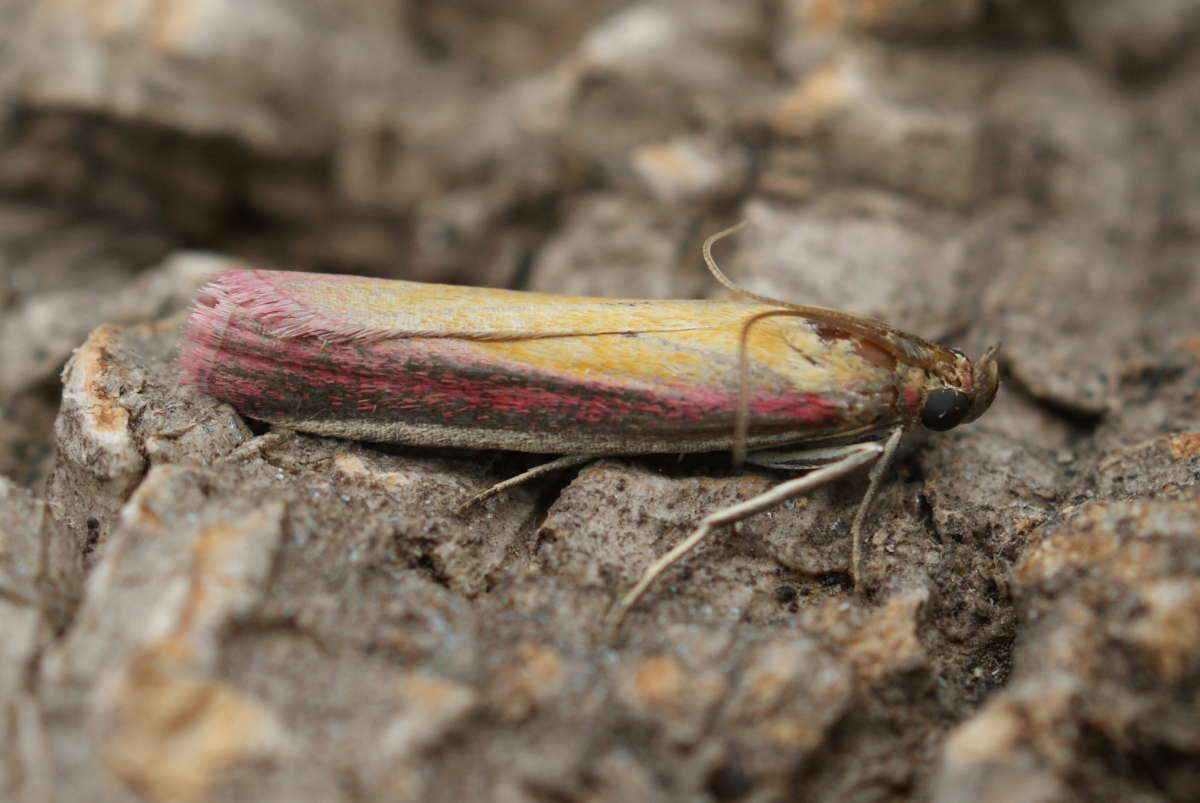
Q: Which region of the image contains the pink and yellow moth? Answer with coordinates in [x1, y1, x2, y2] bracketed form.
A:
[180, 224, 999, 626]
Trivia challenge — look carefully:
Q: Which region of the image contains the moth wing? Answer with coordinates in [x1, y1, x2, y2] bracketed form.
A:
[202, 269, 769, 342]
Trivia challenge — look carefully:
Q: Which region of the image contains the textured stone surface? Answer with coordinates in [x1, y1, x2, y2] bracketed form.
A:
[935, 491, 1200, 802]
[0, 203, 180, 484]
[0, 476, 82, 801]
[1, 2, 1199, 801]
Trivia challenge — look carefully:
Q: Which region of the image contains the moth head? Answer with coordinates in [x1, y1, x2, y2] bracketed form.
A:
[920, 345, 1000, 432]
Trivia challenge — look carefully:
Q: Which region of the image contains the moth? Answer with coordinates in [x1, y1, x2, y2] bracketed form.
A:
[180, 224, 999, 626]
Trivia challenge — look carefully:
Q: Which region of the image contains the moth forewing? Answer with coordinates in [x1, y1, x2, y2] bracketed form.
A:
[182, 277, 906, 455]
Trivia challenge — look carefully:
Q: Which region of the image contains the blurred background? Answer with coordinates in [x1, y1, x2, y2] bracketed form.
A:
[2, 2, 1200, 802]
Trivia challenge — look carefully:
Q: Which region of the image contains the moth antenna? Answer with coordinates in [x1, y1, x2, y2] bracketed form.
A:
[703, 221, 800, 309]
[734, 308, 824, 465]
[702, 221, 747, 294]
[703, 223, 907, 364]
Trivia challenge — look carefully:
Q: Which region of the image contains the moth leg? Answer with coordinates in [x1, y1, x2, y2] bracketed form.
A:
[613, 437, 888, 631]
[221, 431, 291, 463]
[745, 441, 885, 471]
[750, 427, 906, 583]
[459, 454, 596, 512]
[848, 426, 904, 587]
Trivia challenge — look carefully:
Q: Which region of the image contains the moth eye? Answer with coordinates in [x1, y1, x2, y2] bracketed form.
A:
[921, 387, 971, 431]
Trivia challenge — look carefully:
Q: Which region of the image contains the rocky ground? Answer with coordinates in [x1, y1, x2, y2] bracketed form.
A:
[1, 2, 1199, 801]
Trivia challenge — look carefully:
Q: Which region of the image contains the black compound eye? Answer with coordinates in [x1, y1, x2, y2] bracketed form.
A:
[921, 387, 971, 431]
